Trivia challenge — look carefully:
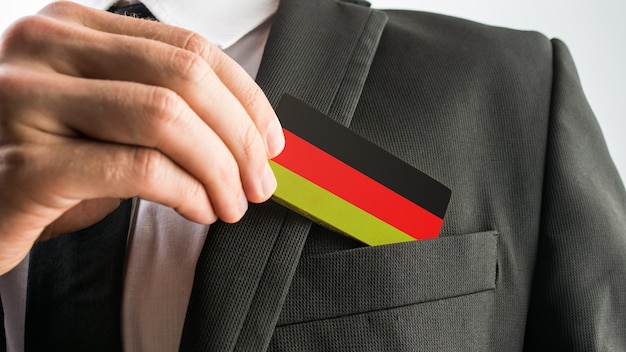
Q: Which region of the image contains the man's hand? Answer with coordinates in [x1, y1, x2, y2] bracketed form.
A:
[0, 2, 285, 274]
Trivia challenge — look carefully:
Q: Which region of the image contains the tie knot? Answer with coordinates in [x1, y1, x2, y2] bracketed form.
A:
[108, 2, 157, 21]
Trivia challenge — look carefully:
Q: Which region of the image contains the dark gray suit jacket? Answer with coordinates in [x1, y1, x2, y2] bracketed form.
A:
[12, 0, 626, 351]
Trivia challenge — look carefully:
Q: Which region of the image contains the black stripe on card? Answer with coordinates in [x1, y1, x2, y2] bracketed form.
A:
[275, 94, 451, 218]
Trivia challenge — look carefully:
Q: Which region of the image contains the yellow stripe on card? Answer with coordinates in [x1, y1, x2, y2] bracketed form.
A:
[269, 161, 415, 246]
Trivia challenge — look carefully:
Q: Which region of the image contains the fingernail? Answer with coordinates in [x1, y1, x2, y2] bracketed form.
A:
[262, 163, 277, 198]
[239, 190, 248, 213]
[266, 120, 285, 158]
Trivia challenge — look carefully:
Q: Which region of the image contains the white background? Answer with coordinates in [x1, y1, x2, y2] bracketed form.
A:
[2, 0, 625, 181]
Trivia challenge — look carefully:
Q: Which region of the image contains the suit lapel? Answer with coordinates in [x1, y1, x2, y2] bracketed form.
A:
[257, 0, 387, 126]
[179, 1, 387, 351]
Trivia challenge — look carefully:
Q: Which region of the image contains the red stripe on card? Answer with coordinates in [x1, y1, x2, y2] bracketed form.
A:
[272, 129, 443, 240]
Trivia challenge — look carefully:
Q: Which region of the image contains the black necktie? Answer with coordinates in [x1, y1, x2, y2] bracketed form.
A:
[108, 2, 157, 21]
[0, 302, 6, 352]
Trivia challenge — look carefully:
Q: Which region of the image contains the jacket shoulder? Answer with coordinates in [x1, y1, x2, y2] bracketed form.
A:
[379, 9, 553, 73]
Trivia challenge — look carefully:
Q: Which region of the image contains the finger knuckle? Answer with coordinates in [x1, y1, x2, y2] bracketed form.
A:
[39, 1, 79, 16]
[0, 67, 20, 109]
[0, 145, 28, 169]
[0, 73, 32, 144]
[180, 32, 213, 61]
[240, 122, 262, 161]
[183, 178, 206, 206]
[214, 157, 240, 189]
[0, 70, 51, 143]
[132, 148, 163, 186]
[1, 16, 52, 54]
[239, 84, 266, 115]
[146, 87, 185, 133]
[170, 48, 210, 85]
[0, 145, 31, 184]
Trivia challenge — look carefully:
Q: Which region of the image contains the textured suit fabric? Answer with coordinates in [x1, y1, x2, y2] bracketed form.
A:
[13, 0, 626, 351]
[263, 7, 626, 351]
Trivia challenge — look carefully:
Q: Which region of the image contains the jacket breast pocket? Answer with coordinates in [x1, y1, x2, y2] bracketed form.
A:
[269, 231, 498, 352]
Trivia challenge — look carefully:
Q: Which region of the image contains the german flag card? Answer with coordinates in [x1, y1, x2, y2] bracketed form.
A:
[270, 94, 451, 246]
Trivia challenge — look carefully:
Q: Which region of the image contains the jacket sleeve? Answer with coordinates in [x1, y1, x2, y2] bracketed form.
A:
[523, 39, 626, 350]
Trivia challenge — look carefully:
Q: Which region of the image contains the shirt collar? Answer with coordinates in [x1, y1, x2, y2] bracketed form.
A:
[78, 0, 279, 49]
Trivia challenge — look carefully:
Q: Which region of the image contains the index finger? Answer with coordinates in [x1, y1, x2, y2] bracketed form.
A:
[38, 1, 285, 158]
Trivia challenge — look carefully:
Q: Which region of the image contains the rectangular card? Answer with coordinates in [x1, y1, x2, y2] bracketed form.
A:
[270, 94, 451, 246]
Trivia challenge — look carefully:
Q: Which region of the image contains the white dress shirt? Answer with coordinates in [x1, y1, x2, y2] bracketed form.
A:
[0, 0, 278, 351]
